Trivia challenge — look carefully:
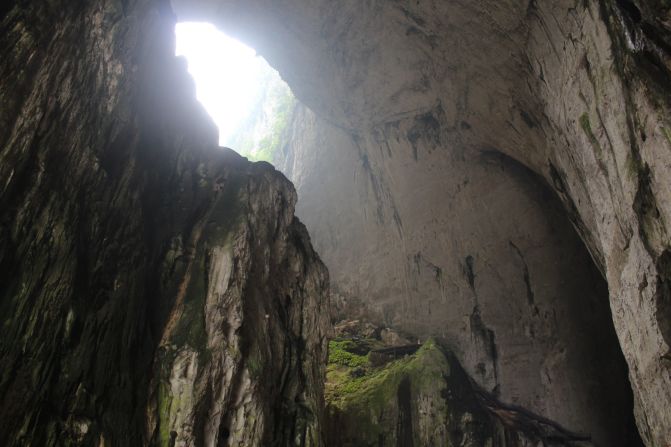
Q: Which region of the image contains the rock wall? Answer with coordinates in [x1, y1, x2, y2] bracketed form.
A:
[279, 102, 638, 447]
[2, 0, 670, 444]
[0, 2, 328, 446]
[173, 0, 671, 444]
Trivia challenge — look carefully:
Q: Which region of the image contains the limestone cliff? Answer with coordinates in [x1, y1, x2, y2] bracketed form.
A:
[0, 2, 328, 446]
[278, 105, 639, 446]
[173, 0, 671, 444]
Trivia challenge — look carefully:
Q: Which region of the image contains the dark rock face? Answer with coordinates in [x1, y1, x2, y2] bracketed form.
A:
[0, 2, 328, 446]
[143, 159, 329, 447]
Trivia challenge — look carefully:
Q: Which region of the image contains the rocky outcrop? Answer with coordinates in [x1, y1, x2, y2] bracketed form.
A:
[144, 157, 329, 447]
[277, 103, 640, 446]
[326, 338, 597, 447]
[172, 0, 670, 444]
[0, 2, 328, 446]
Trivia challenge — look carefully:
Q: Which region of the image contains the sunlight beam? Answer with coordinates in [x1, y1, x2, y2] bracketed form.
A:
[175, 22, 271, 146]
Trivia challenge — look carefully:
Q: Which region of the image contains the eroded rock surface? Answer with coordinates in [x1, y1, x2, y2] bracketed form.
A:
[276, 104, 640, 446]
[172, 0, 671, 444]
[144, 157, 329, 447]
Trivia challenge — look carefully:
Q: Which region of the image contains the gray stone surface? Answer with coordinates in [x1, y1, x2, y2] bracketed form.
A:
[1, 0, 669, 444]
[173, 0, 671, 444]
[279, 103, 636, 447]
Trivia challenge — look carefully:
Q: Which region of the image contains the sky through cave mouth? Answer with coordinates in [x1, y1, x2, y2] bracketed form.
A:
[175, 22, 296, 162]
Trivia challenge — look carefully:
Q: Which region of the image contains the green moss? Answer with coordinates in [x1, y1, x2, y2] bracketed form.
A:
[325, 339, 452, 444]
[207, 174, 245, 244]
[247, 352, 263, 379]
[155, 349, 202, 446]
[153, 174, 249, 444]
[625, 153, 644, 179]
[579, 112, 603, 156]
[168, 174, 245, 358]
[579, 113, 595, 141]
[325, 339, 446, 409]
[157, 381, 173, 445]
[662, 127, 671, 146]
[169, 248, 209, 356]
[328, 340, 370, 368]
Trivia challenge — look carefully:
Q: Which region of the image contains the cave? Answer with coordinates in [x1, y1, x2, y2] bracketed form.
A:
[1, 1, 670, 446]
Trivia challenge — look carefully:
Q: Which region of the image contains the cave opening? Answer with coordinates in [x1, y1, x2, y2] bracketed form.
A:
[1, 0, 669, 444]
[175, 22, 296, 162]
[171, 16, 647, 447]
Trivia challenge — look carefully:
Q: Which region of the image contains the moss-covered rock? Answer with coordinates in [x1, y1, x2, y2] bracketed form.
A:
[325, 338, 594, 446]
[326, 339, 488, 446]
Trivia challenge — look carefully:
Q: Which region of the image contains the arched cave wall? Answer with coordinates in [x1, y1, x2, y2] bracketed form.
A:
[277, 103, 638, 446]
[173, 0, 671, 444]
[0, 0, 669, 445]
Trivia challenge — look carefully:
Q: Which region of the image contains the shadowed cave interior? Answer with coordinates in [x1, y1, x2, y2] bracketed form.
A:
[1, 0, 670, 446]
[176, 20, 644, 445]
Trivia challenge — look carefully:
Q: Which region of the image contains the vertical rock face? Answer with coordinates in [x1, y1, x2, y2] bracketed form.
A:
[0, 1, 328, 446]
[144, 157, 329, 447]
[172, 0, 670, 444]
[278, 104, 639, 447]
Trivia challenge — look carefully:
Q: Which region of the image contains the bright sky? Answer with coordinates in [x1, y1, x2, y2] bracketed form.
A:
[175, 22, 272, 146]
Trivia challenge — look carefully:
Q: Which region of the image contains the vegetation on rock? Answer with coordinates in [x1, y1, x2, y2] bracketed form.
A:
[227, 72, 296, 163]
[326, 338, 442, 408]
